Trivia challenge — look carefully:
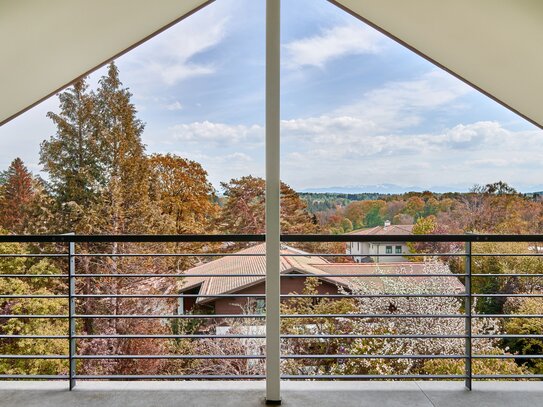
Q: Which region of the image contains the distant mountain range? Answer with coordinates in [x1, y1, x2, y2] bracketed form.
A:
[299, 184, 543, 194]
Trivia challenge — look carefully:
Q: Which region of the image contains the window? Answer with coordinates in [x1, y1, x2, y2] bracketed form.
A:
[385, 246, 392, 254]
[395, 245, 402, 254]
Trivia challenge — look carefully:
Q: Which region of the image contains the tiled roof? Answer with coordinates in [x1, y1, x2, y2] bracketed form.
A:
[179, 244, 463, 303]
[347, 224, 414, 236]
[180, 244, 328, 303]
[309, 262, 464, 292]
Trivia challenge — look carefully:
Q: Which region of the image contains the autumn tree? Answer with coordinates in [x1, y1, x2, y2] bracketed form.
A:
[404, 196, 425, 219]
[40, 78, 100, 231]
[335, 262, 522, 377]
[344, 200, 386, 229]
[0, 158, 35, 233]
[39, 63, 177, 375]
[219, 176, 318, 235]
[149, 154, 218, 234]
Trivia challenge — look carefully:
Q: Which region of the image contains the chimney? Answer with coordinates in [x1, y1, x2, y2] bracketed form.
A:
[384, 220, 391, 228]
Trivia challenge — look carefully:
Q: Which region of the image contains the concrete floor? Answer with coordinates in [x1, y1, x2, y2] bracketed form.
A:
[0, 381, 541, 407]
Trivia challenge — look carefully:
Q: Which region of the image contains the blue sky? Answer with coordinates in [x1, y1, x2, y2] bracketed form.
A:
[1, 0, 542, 192]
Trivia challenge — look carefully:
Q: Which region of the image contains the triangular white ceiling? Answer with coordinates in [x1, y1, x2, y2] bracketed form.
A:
[331, 0, 543, 128]
[0, 0, 211, 125]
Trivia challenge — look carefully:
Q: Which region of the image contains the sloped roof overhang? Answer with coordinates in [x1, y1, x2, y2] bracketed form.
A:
[331, 0, 543, 129]
[0, 0, 213, 126]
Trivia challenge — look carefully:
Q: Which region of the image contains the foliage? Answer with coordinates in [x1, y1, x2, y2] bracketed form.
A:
[331, 262, 521, 376]
[219, 175, 319, 237]
[0, 158, 35, 233]
[423, 347, 525, 376]
[504, 298, 543, 373]
[471, 242, 543, 314]
[0, 239, 68, 375]
[148, 153, 219, 234]
[280, 278, 358, 375]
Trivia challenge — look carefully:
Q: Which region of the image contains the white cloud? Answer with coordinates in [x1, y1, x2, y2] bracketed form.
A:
[281, 118, 543, 189]
[169, 121, 263, 145]
[337, 71, 473, 131]
[284, 24, 383, 69]
[279, 71, 474, 156]
[165, 101, 183, 111]
[119, 7, 229, 86]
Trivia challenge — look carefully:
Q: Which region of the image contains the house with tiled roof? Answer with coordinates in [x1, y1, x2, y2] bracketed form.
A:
[346, 220, 414, 263]
[177, 243, 462, 316]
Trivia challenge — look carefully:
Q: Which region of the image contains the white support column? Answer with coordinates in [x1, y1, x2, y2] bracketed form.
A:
[265, 0, 281, 404]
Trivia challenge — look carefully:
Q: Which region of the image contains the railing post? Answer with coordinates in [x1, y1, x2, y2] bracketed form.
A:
[265, 0, 281, 404]
[464, 240, 472, 390]
[68, 240, 76, 390]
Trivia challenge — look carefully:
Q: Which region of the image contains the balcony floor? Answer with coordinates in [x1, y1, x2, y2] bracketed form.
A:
[0, 381, 541, 407]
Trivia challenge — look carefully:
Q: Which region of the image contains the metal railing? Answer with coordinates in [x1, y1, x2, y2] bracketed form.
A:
[1, 233, 543, 390]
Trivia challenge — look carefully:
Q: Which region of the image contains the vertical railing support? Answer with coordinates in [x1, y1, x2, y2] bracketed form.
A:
[265, 0, 281, 404]
[464, 240, 472, 390]
[68, 240, 76, 390]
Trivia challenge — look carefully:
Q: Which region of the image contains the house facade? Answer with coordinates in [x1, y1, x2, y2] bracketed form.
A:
[346, 221, 414, 263]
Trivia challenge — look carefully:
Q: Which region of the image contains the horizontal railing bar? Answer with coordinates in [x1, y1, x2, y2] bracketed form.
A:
[75, 355, 264, 359]
[75, 253, 268, 258]
[2, 233, 543, 244]
[0, 375, 69, 379]
[5, 313, 543, 319]
[301, 253, 543, 258]
[281, 314, 467, 318]
[281, 374, 467, 379]
[75, 334, 266, 339]
[474, 334, 543, 338]
[68, 273, 467, 278]
[283, 334, 467, 339]
[0, 234, 265, 243]
[70, 293, 467, 299]
[472, 355, 543, 359]
[0, 295, 69, 299]
[0, 314, 264, 319]
[2, 251, 542, 258]
[282, 234, 543, 243]
[474, 374, 543, 379]
[473, 314, 543, 318]
[8, 333, 540, 340]
[0, 274, 68, 278]
[72, 314, 265, 319]
[75, 375, 265, 380]
[282, 314, 543, 318]
[0, 335, 68, 339]
[3, 273, 541, 279]
[69, 334, 467, 340]
[280, 354, 465, 359]
[72, 253, 470, 257]
[472, 273, 543, 277]
[0, 254, 68, 258]
[0, 251, 540, 258]
[0, 355, 68, 359]
[72, 274, 266, 278]
[473, 294, 543, 297]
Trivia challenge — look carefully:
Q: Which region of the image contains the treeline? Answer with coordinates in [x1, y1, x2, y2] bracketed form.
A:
[299, 192, 387, 212]
[308, 184, 543, 234]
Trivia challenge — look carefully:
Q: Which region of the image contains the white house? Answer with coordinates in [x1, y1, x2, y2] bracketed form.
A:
[346, 221, 414, 263]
